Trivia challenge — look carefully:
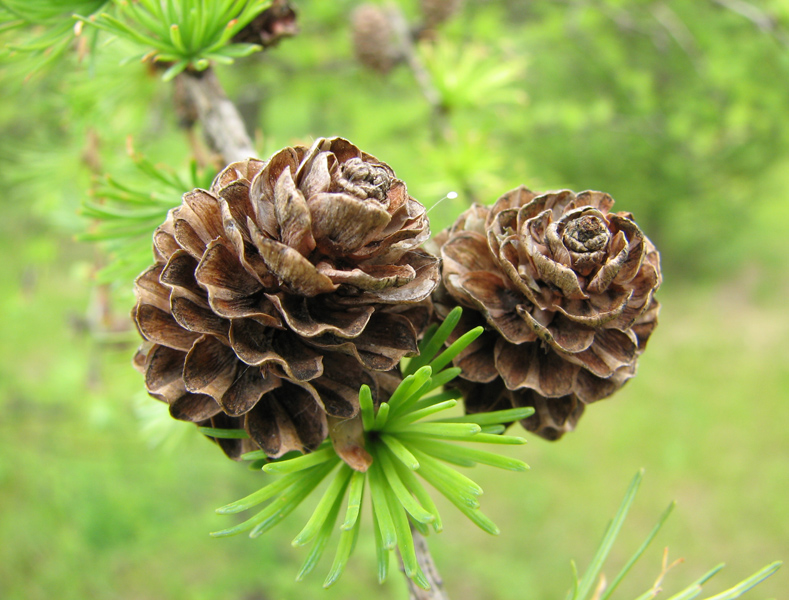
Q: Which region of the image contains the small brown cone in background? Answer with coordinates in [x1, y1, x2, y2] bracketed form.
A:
[419, 0, 463, 29]
[132, 137, 439, 460]
[232, 0, 299, 49]
[351, 4, 404, 75]
[432, 188, 661, 440]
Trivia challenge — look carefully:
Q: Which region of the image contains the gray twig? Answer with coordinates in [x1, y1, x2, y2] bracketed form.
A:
[386, 2, 450, 143]
[710, 0, 789, 47]
[399, 524, 450, 600]
[176, 68, 258, 163]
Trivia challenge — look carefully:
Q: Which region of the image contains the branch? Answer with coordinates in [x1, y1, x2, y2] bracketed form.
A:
[710, 0, 789, 47]
[399, 524, 450, 600]
[386, 2, 451, 142]
[176, 68, 258, 163]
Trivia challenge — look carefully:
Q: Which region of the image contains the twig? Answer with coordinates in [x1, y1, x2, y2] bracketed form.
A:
[399, 524, 450, 600]
[650, 3, 699, 60]
[710, 0, 789, 47]
[641, 548, 684, 599]
[176, 68, 258, 163]
[386, 3, 450, 142]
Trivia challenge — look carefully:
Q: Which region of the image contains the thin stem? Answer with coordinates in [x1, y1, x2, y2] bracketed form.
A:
[176, 67, 257, 163]
[398, 523, 450, 600]
[710, 0, 789, 47]
[386, 3, 449, 142]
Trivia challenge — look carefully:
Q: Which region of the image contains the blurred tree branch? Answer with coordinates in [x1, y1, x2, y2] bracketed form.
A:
[176, 68, 258, 164]
[710, 0, 789, 47]
[399, 525, 450, 600]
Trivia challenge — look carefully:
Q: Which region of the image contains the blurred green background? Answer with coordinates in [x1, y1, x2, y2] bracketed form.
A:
[1, 1, 787, 599]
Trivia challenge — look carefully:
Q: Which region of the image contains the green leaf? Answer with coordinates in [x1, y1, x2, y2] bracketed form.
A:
[211, 459, 337, 537]
[295, 488, 344, 582]
[437, 406, 535, 425]
[368, 461, 397, 550]
[404, 306, 462, 376]
[390, 457, 444, 533]
[292, 464, 353, 547]
[358, 384, 375, 431]
[247, 458, 268, 471]
[262, 446, 336, 474]
[387, 399, 458, 428]
[465, 432, 527, 445]
[376, 446, 435, 525]
[341, 470, 366, 531]
[379, 434, 420, 470]
[384, 474, 430, 589]
[160, 59, 189, 81]
[598, 501, 675, 600]
[422, 367, 462, 394]
[478, 425, 507, 435]
[664, 564, 724, 600]
[410, 448, 483, 497]
[409, 389, 464, 413]
[700, 561, 781, 600]
[239, 449, 268, 461]
[219, 42, 261, 57]
[371, 402, 390, 430]
[568, 560, 580, 600]
[372, 504, 390, 584]
[79, 0, 270, 73]
[411, 438, 529, 471]
[249, 462, 339, 539]
[429, 326, 484, 372]
[197, 427, 249, 439]
[388, 422, 482, 439]
[323, 507, 362, 588]
[573, 470, 644, 600]
[410, 516, 430, 537]
[388, 378, 434, 420]
[167, 19, 186, 49]
[216, 469, 311, 515]
[387, 366, 432, 414]
[414, 456, 499, 535]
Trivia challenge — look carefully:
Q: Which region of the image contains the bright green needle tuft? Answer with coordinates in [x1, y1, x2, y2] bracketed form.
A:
[262, 447, 336, 474]
[292, 465, 352, 547]
[341, 470, 366, 531]
[211, 306, 533, 587]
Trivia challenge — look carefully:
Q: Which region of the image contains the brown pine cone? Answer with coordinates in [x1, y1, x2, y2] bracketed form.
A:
[433, 187, 661, 440]
[419, 0, 463, 29]
[132, 138, 439, 458]
[351, 4, 403, 75]
[232, 0, 299, 49]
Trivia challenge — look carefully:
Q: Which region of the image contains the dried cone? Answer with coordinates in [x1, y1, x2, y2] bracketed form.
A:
[419, 0, 463, 29]
[133, 138, 438, 458]
[232, 0, 299, 49]
[433, 188, 661, 440]
[351, 4, 403, 75]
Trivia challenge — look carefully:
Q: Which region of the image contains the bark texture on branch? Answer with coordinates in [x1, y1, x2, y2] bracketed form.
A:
[177, 68, 258, 163]
[400, 525, 450, 600]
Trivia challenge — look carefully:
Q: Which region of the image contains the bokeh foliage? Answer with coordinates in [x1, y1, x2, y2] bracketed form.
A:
[0, 0, 787, 599]
[4, 0, 789, 284]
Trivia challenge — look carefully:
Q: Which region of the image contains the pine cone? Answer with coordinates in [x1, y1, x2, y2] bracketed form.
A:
[232, 0, 299, 49]
[133, 138, 439, 458]
[433, 187, 661, 440]
[419, 0, 463, 29]
[351, 4, 403, 75]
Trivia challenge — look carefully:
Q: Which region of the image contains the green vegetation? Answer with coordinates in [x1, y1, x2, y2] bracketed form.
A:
[1, 0, 787, 598]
